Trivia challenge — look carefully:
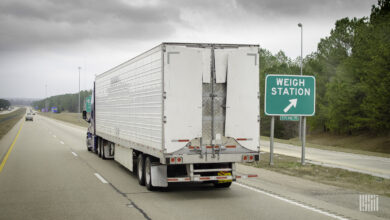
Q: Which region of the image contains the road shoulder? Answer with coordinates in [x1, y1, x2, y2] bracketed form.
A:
[0, 118, 23, 164]
[237, 163, 390, 220]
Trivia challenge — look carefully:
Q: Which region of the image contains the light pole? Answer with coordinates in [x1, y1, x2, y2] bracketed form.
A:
[78, 66, 81, 114]
[45, 84, 48, 112]
[298, 23, 303, 141]
[298, 23, 306, 165]
[298, 23, 303, 75]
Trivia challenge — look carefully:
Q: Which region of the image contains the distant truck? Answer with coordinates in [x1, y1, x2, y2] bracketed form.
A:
[83, 43, 260, 190]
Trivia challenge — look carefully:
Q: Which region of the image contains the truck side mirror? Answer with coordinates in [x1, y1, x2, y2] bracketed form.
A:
[82, 110, 87, 120]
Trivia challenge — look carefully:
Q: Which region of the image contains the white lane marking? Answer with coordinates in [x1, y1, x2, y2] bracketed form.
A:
[60, 141, 65, 145]
[71, 152, 78, 157]
[234, 182, 349, 220]
[94, 173, 108, 184]
[52, 135, 56, 138]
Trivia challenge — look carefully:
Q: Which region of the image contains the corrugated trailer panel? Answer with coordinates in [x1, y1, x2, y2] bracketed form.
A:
[95, 45, 163, 151]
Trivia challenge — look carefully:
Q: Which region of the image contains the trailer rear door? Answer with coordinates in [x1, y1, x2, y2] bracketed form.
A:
[225, 48, 259, 151]
[164, 46, 203, 153]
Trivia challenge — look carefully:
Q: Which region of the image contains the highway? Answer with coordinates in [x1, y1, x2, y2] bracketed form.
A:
[0, 107, 20, 115]
[0, 114, 388, 220]
[261, 141, 390, 179]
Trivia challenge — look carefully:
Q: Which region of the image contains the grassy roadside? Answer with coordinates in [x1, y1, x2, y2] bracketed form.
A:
[261, 136, 390, 158]
[0, 108, 26, 139]
[246, 153, 390, 197]
[39, 112, 88, 127]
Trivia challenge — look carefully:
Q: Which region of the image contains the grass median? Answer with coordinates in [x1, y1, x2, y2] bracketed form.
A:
[261, 135, 390, 158]
[246, 152, 390, 197]
[39, 112, 88, 127]
[0, 108, 26, 139]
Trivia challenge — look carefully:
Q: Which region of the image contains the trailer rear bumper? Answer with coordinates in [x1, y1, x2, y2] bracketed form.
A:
[150, 161, 258, 187]
[166, 152, 259, 164]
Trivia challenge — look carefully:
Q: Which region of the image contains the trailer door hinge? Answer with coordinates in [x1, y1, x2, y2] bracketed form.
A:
[163, 116, 167, 123]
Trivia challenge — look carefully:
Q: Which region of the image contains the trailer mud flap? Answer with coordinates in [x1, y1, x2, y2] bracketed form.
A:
[151, 165, 168, 187]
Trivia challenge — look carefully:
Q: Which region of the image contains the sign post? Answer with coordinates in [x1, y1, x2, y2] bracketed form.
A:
[265, 74, 315, 165]
[270, 116, 274, 165]
[302, 117, 306, 165]
[85, 96, 92, 113]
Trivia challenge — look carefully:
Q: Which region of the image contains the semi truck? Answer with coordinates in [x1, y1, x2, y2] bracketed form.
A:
[83, 43, 260, 190]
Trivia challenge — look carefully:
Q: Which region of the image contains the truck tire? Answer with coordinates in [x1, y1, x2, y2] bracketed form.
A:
[145, 156, 155, 191]
[137, 154, 145, 186]
[97, 142, 101, 157]
[98, 139, 103, 158]
[213, 182, 232, 188]
[101, 144, 106, 160]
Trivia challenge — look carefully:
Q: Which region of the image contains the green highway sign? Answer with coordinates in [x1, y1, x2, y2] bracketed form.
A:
[265, 75, 315, 116]
[85, 96, 92, 113]
[280, 116, 299, 121]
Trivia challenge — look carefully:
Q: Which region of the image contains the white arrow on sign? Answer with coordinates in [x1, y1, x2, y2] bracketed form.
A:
[283, 99, 297, 113]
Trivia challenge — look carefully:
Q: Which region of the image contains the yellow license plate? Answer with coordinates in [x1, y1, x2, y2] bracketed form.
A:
[217, 171, 232, 183]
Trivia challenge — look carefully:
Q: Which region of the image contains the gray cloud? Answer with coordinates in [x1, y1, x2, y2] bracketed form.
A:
[0, 0, 376, 99]
[0, 0, 182, 51]
[0, 0, 375, 51]
[234, 0, 374, 17]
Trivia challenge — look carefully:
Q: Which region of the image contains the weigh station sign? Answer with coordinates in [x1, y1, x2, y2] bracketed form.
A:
[265, 75, 315, 116]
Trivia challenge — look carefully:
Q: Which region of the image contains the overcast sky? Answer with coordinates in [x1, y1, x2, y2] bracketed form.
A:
[0, 0, 376, 99]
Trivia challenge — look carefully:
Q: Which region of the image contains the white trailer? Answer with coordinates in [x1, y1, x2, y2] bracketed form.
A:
[84, 43, 260, 190]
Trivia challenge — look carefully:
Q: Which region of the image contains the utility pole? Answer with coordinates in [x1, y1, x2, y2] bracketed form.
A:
[78, 66, 81, 114]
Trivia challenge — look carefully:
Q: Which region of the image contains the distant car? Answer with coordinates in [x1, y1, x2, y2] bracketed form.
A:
[25, 113, 33, 121]
[32, 112, 36, 115]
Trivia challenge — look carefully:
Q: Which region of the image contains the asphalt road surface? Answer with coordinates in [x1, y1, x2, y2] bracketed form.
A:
[0, 107, 19, 115]
[261, 141, 390, 179]
[0, 115, 388, 220]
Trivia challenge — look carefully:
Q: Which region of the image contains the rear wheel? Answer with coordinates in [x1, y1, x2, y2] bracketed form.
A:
[97, 139, 102, 157]
[101, 142, 106, 159]
[145, 156, 155, 191]
[137, 154, 145, 186]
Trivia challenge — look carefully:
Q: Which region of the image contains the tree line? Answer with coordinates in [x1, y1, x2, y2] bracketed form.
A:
[32, 90, 92, 113]
[32, 1, 389, 138]
[0, 99, 11, 109]
[261, 0, 390, 137]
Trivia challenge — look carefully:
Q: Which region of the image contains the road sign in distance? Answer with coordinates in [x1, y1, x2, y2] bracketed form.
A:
[265, 75, 315, 116]
[85, 96, 92, 113]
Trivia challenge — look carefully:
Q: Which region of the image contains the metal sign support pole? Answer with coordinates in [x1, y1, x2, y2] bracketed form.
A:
[270, 116, 274, 166]
[301, 116, 306, 165]
[299, 116, 302, 140]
